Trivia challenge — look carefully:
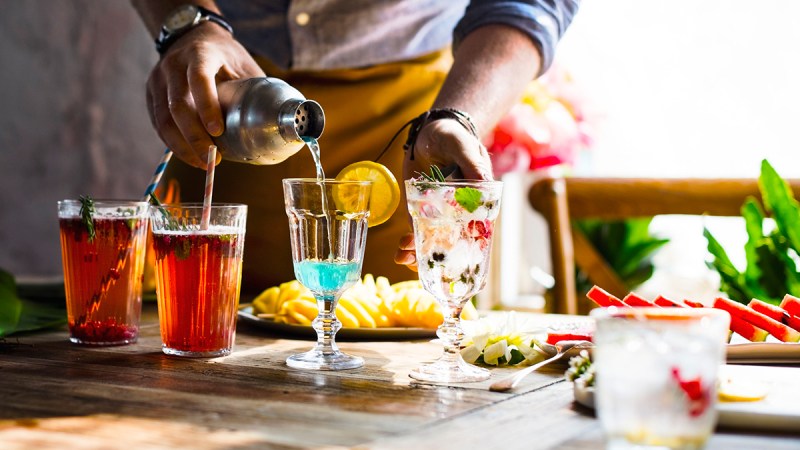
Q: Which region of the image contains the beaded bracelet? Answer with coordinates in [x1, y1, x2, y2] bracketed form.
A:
[374, 108, 481, 163]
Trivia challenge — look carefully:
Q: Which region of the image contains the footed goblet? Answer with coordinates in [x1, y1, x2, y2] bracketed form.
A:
[283, 178, 372, 370]
[406, 179, 503, 382]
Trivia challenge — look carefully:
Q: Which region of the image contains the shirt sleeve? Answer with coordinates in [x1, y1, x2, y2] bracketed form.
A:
[453, 0, 580, 76]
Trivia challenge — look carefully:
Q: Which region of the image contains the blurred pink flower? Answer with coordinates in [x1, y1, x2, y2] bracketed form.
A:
[486, 66, 594, 177]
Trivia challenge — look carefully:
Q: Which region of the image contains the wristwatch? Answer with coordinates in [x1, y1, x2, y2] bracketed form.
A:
[155, 5, 233, 55]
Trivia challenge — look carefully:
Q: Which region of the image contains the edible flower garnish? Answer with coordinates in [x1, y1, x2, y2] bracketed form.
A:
[565, 350, 595, 387]
[461, 312, 547, 366]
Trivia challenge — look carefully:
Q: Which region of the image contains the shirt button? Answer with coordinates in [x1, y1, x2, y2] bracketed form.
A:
[295, 12, 310, 26]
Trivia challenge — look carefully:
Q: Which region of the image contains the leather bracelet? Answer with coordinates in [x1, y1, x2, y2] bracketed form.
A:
[374, 108, 481, 163]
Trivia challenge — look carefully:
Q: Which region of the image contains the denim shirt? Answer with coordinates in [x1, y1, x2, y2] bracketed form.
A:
[218, 0, 578, 75]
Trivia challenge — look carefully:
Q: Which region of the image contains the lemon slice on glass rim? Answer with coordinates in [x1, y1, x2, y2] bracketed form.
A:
[335, 161, 400, 227]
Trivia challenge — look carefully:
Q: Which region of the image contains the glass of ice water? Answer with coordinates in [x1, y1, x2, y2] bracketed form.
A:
[591, 307, 730, 450]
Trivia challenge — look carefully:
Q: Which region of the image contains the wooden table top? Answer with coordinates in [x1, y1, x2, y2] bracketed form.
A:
[1, 305, 799, 449]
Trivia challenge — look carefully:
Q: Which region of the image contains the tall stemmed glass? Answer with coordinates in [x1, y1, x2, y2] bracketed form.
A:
[283, 178, 372, 370]
[406, 179, 503, 383]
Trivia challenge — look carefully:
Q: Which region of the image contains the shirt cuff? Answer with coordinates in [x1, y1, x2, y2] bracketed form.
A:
[453, 0, 580, 77]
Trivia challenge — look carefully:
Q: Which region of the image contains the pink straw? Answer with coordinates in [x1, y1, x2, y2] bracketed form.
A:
[200, 145, 217, 230]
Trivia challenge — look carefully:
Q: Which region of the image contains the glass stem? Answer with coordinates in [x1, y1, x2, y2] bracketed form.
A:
[312, 294, 341, 355]
[437, 303, 465, 363]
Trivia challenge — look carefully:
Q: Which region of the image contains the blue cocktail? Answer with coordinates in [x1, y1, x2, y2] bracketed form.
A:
[283, 178, 372, 370]
[295, 259, 361, 293]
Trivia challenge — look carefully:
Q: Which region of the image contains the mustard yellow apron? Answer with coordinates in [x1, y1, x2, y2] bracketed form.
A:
[163, 49, 452, 293]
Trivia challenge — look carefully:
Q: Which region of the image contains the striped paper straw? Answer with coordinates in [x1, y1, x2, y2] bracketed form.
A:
[141, 148, 173, 201]
[200, 145, 217, 230]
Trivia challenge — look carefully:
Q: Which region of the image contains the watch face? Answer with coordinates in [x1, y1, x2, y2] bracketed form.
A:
[164, 5, 201, 32]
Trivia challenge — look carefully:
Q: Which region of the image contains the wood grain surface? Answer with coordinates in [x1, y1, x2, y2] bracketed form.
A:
[1, 305, 798, 449]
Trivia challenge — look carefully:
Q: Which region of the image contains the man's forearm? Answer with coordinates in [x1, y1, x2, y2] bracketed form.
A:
[131, 0, 222, 38]
[434, 24, 541, 138]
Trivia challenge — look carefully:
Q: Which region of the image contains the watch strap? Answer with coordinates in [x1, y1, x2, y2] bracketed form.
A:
[155, 6, 233, 55]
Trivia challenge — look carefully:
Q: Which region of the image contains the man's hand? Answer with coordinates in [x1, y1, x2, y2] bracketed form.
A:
[393, 24, 540, 272]
[146, 22, 265, 168]
[394, 118, 495, 270]
[402, 118, 494, 182]
[393, 232, 418, 271]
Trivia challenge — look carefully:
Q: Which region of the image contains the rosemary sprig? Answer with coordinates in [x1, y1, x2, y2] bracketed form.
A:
[149, 193, 181, 230]
[415, 165, 447, 183]
[79, 195, 96, 242]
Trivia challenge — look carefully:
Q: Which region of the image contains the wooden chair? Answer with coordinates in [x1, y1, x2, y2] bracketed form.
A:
[528, 177, 800, 315]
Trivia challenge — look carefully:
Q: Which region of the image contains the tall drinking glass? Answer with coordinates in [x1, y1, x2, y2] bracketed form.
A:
[150, 203, 247, 357]
[283, 179, 371, 370]
[58, 200, 149, 346]
[591, 307, 730, 450]
[405, 179, 503, 382]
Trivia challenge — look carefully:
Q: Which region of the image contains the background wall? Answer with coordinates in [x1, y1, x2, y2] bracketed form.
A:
[557, 0, 800, 178]
[0, 0, 161, 277]
[499, 0, 800, 306]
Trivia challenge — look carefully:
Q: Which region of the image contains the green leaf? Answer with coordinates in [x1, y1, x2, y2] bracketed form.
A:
[741, 198, 766, 288]
[454, 187, 483, 213]
[617, 239, 670, 279]
[573, 218, 668, 291]
[508, 348, 526, 365]
[704, 226, 752, 303]
[704, 226, 738, 272]
[0, 268, 67, 337]
[759, 159, 800, 254]
[624, 265, 656, 290]
[0, 281, 23, 338]
[12, 299, 66, 334]
[625, 217, 654, 244]
[754, 240, 787, 301]
[604, 222, 628, 268]
[703, 258, 750, 304]
[770, 231, 800, 298]
[0, 267, 16, 294]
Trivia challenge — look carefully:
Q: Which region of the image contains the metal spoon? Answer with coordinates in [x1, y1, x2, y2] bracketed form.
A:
[489, 340, 594, 392]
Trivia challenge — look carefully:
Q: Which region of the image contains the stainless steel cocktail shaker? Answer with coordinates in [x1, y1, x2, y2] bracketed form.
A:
[213, 77, 324, 165]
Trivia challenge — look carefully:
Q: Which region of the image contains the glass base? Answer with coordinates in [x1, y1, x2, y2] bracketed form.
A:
[606, 436, 708, 450]
[69, 336, 137, 346]
[409, 357, 490, 383]
[286, 349, 364, 370]
[162, 346, 231, 358]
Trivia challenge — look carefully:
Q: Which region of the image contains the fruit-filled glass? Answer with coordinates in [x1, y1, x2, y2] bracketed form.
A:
[283, 178, 372, 370]
[405, 179, 503, 383]
[591, 307, 730, 450]
[58, 200, 150, 346]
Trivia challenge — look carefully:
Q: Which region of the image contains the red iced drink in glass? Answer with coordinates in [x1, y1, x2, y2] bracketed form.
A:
[58, 200, 149, 345]
[150, 204, 246, 357]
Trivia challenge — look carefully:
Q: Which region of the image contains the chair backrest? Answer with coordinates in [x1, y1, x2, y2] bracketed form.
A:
[528, 177, 800, 314]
